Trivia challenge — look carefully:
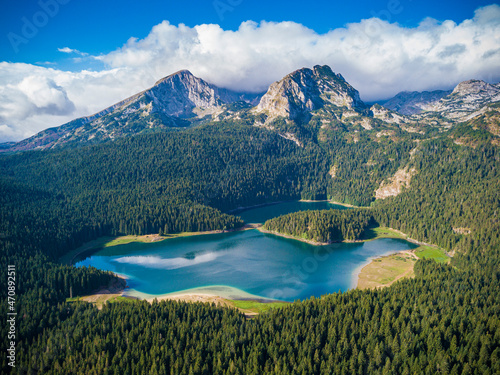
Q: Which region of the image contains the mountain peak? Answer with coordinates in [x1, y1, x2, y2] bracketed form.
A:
[255, 65, 364, 122]
[451, 79, 498, 96]
[312, 65, 345, 82]
[154, 69, 195, 86]
[8, 69, 257, 151]
[422, 79, 500, 120]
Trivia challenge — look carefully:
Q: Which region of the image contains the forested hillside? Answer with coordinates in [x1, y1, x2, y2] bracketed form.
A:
[1, 117, 499, 374]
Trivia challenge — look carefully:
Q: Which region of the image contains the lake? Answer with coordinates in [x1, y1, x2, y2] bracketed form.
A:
[76, 201, 417, 301]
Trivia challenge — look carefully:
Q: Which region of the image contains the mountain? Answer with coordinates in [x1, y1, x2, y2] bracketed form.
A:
[383, 80, 500, 121]
[422, 79, 500, 121]
[8, 70, 261, 152]
[381, 90, 452, 115]
[0, 141, 15, 150]
[5, 66, 500, 152]
[254, 65, 365, 123]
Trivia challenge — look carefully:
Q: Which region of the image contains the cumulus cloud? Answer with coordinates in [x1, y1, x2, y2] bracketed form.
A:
[97, 4, 500, 98]
[1, 4, 500, 142]
[0, 62, 154, 141]
[17, 76, 75, 115]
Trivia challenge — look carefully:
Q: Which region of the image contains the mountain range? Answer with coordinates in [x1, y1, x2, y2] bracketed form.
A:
[4, 65, 500, 152]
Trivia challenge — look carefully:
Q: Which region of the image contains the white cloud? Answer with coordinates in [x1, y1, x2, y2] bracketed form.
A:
[58, 47, 88, 56]
[58, 47, 76, 53]
[1, 5, 500, 142]
[17, 76, 75, 114]
[97, 4, 500, 98]
[0, 63, 153, 142]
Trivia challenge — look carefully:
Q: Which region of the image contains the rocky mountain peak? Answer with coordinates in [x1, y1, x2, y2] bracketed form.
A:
[153, 69, 194, 86]
[423, 79, 500, 121]
[148, 69, 227, 118]
[255, 65, 364, 122]
[451, 79, 498, 96]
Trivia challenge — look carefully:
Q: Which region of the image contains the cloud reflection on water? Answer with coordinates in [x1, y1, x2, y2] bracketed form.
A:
[113, 252, 220, 270]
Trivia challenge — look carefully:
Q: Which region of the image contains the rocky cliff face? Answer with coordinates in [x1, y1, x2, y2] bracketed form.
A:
[254, 65, 365, 122]
[375, 167, 417, 200]
[382, 90, 452, 115]
[150, 70, 258, 118]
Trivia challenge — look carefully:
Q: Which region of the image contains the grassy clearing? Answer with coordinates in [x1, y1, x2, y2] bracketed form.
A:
[415, 246, 450, 263]
[357, 252, 417, 290]
[360, 226, 407, 241]
[103, 235, 166, 248]
[228, 300, 290, 314]
[106, 296, 136, 304]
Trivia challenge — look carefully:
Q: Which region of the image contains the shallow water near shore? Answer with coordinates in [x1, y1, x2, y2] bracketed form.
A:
[76, 202, 417, 301]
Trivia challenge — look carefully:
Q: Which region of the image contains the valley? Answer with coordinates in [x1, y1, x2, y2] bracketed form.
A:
[1, 64, 499, 374]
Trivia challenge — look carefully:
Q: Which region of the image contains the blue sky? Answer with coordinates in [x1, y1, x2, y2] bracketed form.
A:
[1, 0, 495, 68]
[1, 0, 499, 142]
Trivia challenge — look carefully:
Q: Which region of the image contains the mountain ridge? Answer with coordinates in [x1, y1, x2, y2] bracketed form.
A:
[7, 70, 261, 152]
[4, 66, 500, 152]
[382, 80, 500, 120]
[381, 90, 452, 115]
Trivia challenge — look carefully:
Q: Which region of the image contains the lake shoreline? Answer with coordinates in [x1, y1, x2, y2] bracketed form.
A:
[64, 223, 261, 266]
[73, 225, 430, 307]
[257, 226, 422, 246]
[66, 199, 358, 266]
[259, 226, 443, 291]
[226, 200, 291, 214]
[258, 227, 330, 245]
[68, 201, 441, 308]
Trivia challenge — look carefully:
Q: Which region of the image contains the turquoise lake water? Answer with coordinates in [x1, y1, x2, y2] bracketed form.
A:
[76, 202, 416, 301]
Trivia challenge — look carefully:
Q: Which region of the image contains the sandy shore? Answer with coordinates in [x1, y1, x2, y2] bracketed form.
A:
[77, 279, 270, 314]
[327, 200, 365, 208]
[125, 285, 271, 302]
[78, 275, 129, 309]
[124, 286, 275, 316]
[356, 250, 418, 290]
